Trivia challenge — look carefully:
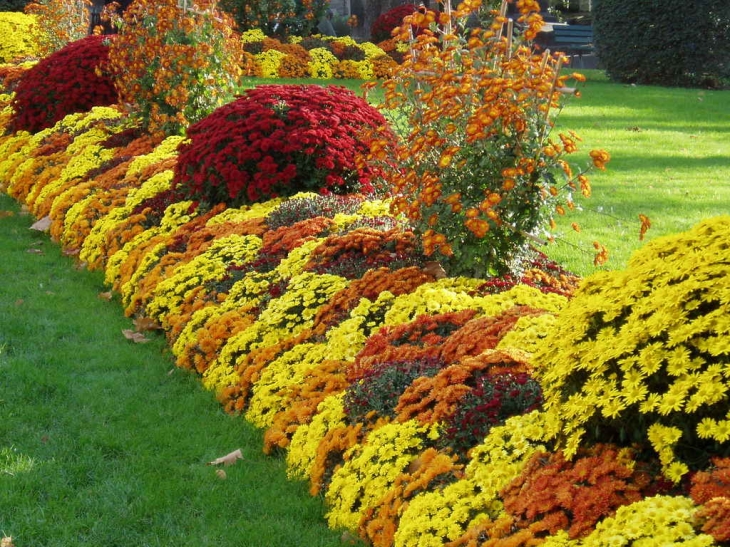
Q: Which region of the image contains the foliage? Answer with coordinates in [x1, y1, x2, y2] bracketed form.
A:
[0, 12, 39, 62]
[594, 0, 730, 88]
[107, 0, 242, 139]
[9, 35, 117, 133]
[368, 0, 606, 277]
[440, 370, 543, 457]
[536, 216, 730, 482]
[24, 0, 90, 57]
[370, 4, 420, 44]
[0, 0, 32, 10]
[219, 0, 327, 38]
[343, 357, 444, 425]
[172, 84, 396, 208]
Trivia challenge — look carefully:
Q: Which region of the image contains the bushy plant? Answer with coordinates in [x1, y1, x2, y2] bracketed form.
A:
[366, 0, 606, 277]
[24, 0, 90, 57]
[594, 0, 730, 88]
[172, 84, 396, 208]
[535, 216, 730, 482]
[219, 0, 327, 37]
[0, 12, 39, 62]
[0, 0, 32, 10]
[370, 3, 428, 44]
[343, 358, 445, 425]
[440, 371, 543, 456]
[107, 0, 242, 139]
[9, 34, 117, 133]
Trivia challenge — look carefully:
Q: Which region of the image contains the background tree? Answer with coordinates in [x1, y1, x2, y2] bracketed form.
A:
[218, 0, 328, 37]
[594, 0, 730, 88]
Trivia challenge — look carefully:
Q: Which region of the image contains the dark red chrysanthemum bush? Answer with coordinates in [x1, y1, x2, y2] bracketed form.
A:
[173, 84, 395, 208]
[10, 35, 118, 134]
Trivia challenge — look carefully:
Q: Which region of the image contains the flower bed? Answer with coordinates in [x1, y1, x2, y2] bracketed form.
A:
[1, 94, 729, 546]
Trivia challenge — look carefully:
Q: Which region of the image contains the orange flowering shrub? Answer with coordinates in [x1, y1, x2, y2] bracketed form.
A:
[500, 444, 657, 539]
[107, 0, 242, 139]
[367, 0, 608, 276]
[25, 0, 90, 57]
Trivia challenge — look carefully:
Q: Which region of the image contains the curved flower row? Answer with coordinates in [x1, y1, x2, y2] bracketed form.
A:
[1, 94, 728, 546]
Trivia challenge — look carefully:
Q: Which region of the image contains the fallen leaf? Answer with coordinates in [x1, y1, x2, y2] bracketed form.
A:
[26, 248, 43, 254]
[122, 329, 150, 344]
[62, 248, 80, 256]
[133, 316, 162, 332]
[98, 291, 113, 301]
[423, 261, 447, 279]
[19, 205, 30, 215]
[30, 216, 51, 232]
[0, 211, 14, 218]
[215, 469, 227, 480]
[73, 261, 88, 271]
[207, 448, 244, 466]
[14, 299, 24, 306]
[1, 535, 15, 547]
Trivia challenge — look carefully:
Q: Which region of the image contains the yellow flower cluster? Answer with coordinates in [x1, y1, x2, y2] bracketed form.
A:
[0, 13, 40, 62]
[326, 420, 436, 531]
[536, 216, 730, 481]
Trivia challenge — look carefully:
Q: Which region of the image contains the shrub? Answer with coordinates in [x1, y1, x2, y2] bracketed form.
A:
[219, 0, 327, 38]
[24, 0, 90, 57]
[172, 84, 396, 208]
[107, 0, 242, 139]
[0, 12, 39, 62]
[535, 216, 730, 482]
[367, 1, 604, 277]
[594, 0, 730, 87]
[9, 34, 117, 133]
[0, 0, 32, 10]
[370, 3, 423, 44]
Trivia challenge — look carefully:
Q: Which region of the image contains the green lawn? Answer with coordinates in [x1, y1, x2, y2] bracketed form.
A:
[0, 193, 354, 547]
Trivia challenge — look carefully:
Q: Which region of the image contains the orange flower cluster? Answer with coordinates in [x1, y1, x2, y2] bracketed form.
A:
[360, 448, 463, 547]
[25, 0, 90, 57]
[263, 359, 351, 454]
[107, 0, 242, 138]
[369, 0, 604, 276]
[500, 444, 652, 539]
[394, 347, 532, 425]
[309, 423, 364, 495]
[311, 266, 433, 336]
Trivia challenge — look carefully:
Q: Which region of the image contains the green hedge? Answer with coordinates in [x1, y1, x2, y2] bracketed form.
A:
[0, 0, 31, 11]
[594, 0, 730, 88]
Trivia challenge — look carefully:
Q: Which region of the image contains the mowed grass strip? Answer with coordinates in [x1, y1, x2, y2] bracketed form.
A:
[0, 193, 353, 547]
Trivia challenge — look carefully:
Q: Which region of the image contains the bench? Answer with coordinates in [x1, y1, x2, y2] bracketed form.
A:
[550, 24, 595, 68]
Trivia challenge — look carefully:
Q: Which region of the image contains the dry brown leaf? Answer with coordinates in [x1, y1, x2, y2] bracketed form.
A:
[30, 215, 51, 232]
[207, 448, 243, 466]
[98, 291, 113, 301]
[62, 248, 80, 256]
[215, 469, 227, 480]
[14, 299, 24, 306]
[19, 204, 30, 215]
[0, 210, 14, 218]
[1, 536, 15, 547]
[26, 248, 43, 254]
[133, 316, 162, 332]
[122, 329, 150, 344]
[423, 261, 447, 279]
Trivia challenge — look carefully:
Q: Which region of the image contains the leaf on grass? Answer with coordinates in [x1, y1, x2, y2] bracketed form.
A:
[122, 329, 150, 344]
[19, 205, 30, 215]
[215, 469, 227, 480]
[98, 291, 113, 301]
[26, 248, 43, 254]
[133, 316, 162, 332]
[0, 211, 14, 218]
[1, 536, 15, 547]
[62, 248, 80, 256]
[14, 299, 24, 306]
[30, 216, 51, 232]
[207, 448, 243, 466]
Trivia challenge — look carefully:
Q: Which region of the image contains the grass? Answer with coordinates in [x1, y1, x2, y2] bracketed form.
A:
[0, 193, 357, 547]
[255, 71, 730, 276]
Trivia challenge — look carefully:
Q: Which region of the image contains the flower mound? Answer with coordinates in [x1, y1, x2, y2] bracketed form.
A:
[10, 35, 118, 134]
[536, 216, 730, 482]
[173, 84, 394, 207]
